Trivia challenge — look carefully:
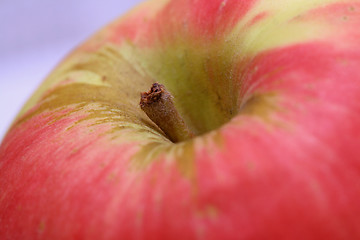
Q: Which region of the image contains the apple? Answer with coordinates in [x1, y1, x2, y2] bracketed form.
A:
[1, 0, 360, 239]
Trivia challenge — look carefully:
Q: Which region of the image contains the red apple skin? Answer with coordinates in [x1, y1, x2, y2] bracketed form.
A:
[1, 0, 360, 239]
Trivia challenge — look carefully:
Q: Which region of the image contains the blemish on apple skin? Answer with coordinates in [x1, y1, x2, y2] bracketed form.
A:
[293, 14, 301, 20]
[136, 210, 143, 221]
[306, 83, 315, 90]
[195, 225, 205, 239]
[0, 193, 6, 204]
[71, 148, 79, 154]
[38, 220, 45, 233]
[337, 58, 349, 65]
[107, 172, 117, 182]
[149, 175, 158, 186]
[154, 192, 162, 204]
[206, 205, 218, 219]
[246, 161, 256, 171]
[349, 6, 355, 11]
[220, 0, 227, 9]
[197, 205, 219, 220]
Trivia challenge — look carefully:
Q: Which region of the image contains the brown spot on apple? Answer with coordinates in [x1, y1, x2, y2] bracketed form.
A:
[246, 161, 256, 171]
[107, 172, 117, 182]
[38, 220, 45, 233]
[196, 204, 219, 220]
[205, 205, 219, 220]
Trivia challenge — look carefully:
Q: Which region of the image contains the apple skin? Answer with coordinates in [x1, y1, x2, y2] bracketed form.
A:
[1, 0, 360, 239]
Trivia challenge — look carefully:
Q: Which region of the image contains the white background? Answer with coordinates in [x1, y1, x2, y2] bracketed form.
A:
[0, 0, 144, 141]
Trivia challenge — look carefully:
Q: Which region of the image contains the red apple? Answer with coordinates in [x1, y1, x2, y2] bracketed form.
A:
[1, 0, 360, 239]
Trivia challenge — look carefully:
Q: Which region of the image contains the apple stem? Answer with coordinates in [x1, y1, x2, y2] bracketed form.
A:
[140, 83, 194, 143]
